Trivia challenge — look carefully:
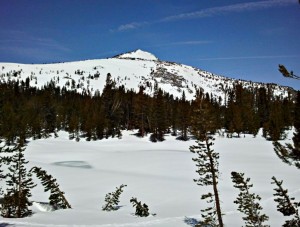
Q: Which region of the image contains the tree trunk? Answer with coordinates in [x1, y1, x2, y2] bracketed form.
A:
[206, 138, 224, 227]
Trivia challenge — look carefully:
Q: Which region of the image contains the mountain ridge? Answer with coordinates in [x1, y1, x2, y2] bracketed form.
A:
[0, 49, 293, 102]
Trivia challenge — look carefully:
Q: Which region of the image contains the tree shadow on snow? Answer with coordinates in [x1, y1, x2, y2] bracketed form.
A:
[0, 223, 15, 227]
[183, 217, 200, 226]
[115, 205, 126, 210]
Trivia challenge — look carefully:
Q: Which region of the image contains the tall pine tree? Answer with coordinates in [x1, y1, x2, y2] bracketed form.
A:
[190, 96, 223, 227]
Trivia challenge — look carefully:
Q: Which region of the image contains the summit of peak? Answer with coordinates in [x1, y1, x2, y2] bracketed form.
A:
[115, 49, 158, 61]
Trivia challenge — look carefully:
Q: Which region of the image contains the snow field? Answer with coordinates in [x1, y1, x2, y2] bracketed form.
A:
[0, 130, 299, 226]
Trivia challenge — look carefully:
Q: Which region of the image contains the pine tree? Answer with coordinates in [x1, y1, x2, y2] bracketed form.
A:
[271, 176, 300, 227]
[130, 197, 150, 217]
[177, 91, 190, 140]
[102, 184, 127, 211]
[264, 97, 286, 141]
[150, 83, 167, 142]
[190, 94, 223, 227]
[273, 91, 300, 169]
[30, 166, 71, 210]
[190, 136, 223, 227]
[231, 172, 269, 227]
[1, 144, 36, 218]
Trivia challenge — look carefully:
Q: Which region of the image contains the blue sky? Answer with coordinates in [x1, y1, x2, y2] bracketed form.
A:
[1, 0, 299, 89]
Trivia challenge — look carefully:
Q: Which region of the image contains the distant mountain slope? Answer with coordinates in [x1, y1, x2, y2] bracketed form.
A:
[0, 49, 292, 101]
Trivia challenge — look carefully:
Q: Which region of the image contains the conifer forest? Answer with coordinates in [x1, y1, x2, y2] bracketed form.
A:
[0, 74, 297, 144]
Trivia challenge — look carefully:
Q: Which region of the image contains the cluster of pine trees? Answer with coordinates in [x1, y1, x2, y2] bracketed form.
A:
[0, 73, 297, 145]
[190, 90, 300, 226]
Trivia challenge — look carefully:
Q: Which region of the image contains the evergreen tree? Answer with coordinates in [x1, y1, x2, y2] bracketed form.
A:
[271, 176, 300, 227]
[190, 136, 223, 227]
[273, 91, 300, 169]
[190, 93, 223, 227]
[256, 87, 270, 129]
[130, 197, 150, 217]
[102, 184, 127, 211]
[177, 91, 190, 140]
[30, 166, 71, 210]
[231, 172, 269, 227]
[264, 97, 286, 141]
[1, 144, 36, 218]
[150, 83, 167, 142]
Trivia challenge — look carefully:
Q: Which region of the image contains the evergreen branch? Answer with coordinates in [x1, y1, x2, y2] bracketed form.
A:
[271, 176, 300, 226]
[278, 64, 300, 80]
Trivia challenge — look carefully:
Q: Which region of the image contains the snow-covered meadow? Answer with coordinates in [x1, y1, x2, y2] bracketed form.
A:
[1, 130, 299, 227]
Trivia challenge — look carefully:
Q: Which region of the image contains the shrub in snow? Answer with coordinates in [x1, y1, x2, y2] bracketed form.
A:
[272, 176, 300, 227]
[30, 166, 71, 210]
[102, 184, 127, 211]
[231, 171, 269, 227]
[130, 197, 149, 217]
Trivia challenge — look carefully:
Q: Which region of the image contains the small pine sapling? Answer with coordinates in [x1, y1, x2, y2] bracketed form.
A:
[231, 172, 269, 227]
[130, 197, 150, 217]
[102, 184, 127, 211]
[271, 176, 300, 227]
[30, 166, 71, 210]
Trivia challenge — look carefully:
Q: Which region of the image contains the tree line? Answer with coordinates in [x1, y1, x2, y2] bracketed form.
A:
[0, 73, 297, 145]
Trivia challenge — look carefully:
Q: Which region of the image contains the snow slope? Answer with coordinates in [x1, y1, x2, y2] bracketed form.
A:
[0, 50, 291, 101]
[0, 130, 299, 227]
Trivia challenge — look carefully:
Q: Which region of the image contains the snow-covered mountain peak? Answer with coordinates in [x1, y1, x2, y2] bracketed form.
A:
[115, 49, 158, 61]
[0, 50, 292, 102]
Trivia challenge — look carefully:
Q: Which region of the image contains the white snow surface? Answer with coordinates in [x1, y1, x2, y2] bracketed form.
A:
[1, 130, 299, 227]
[116, 49, 159, 61]
[0, 50, 290, 102]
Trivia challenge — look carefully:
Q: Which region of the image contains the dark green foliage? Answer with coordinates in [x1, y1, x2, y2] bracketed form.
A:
[263, 97, 286, 141]
[130, 197, 149, 217]
[273, 91, 300, 169]
[1, 145, 36, 218]
[273, 142, 300, 169]
[177, 91, 190, 140]
[231, 172, 269, 227]
[271, 176, 300, 227]
[293, 91, 300, 159]
[102, 184, 127, 211]
[0, 74, 295, 144]
[30, 166, 71, 210]
[149, 83, 167, 142]
[278, 64, 300, 80]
